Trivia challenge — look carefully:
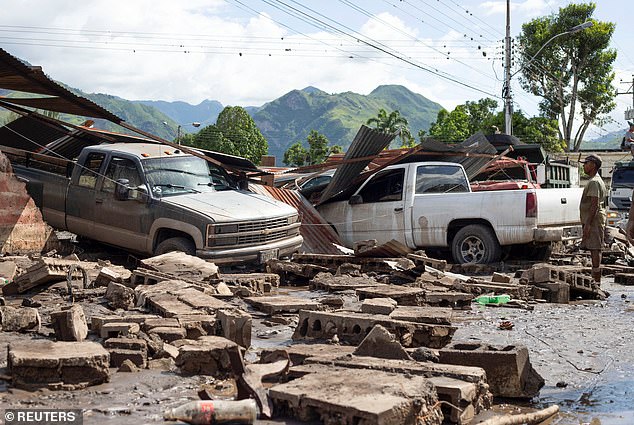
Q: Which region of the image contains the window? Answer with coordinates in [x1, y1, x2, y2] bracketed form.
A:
[358, 168, 405, 203]
[102, 157, 142, 193]
[416, 165, 469, 194]
[77, 153, 105, 189]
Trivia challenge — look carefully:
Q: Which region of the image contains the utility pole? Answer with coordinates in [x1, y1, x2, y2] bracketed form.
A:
[503, 0, 513, 135]
[618, 76, 634, 121]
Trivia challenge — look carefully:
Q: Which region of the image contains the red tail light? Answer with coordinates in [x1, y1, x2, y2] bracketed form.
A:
[525, 192, 537, 218]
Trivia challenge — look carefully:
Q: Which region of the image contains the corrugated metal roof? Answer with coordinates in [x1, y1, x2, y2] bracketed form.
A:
[0, 48, 123, 122]
[0, 115, 68, 153]
[317, 125, 395, 204]
[248, 184, 342, 255]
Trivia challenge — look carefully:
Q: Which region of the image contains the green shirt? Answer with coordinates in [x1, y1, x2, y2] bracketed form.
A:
[579, 174, 606, 225]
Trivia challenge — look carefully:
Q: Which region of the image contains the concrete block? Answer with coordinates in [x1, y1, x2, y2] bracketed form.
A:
[361, 297, 397, 315]
[491, 272, 512, 283]
[8, 340, 110, 390]
[4, 258, 86, 294]
[177, 314, 216, 338]
[537, 282, 570, 304]
[244, 295, 321, 315]
[103, 337, 147, 351]
[438, 342, 544, 398]
[175, 336, 238, 376]
[100, 322, 140, 339]
[0, 260, 17, 282]
[108, 348, 147, 368]
[269, 367, 442, 425]
[389, 306, 453, 325]
[91, 314, 159, 334]
[428, 376, 477, 424]
[423, 291, 472, 309]
[0, 306, 40, 332]
[94, 266, 132, 287]
[310, 273, 383, 291]
[50, 304, 88, 341]
[217, 309, 252, 348]
[532, 265, 554, 283]
[105, 281, 135, 310]
[149, 326, 187, 343]
[142, 317, 180, 331]
[353, 325, 411, 360]
[356, 285, 424, 306]
[293, 310, 456, 349]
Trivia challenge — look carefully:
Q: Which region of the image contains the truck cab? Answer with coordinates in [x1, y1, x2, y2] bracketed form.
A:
[607, 161, 634, 226]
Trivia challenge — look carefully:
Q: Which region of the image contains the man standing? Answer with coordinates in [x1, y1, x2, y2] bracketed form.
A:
[579, 154, 606, 286]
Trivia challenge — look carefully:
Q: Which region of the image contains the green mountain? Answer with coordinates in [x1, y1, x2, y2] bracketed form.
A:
[252, 85, 443, 159]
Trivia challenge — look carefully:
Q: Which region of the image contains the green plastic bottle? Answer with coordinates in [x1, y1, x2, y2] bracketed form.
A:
[474, 294, 511, 305]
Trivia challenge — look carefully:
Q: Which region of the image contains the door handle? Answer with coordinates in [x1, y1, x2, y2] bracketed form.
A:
[95, 198, 104, 204]
[394, 207, 403, 212]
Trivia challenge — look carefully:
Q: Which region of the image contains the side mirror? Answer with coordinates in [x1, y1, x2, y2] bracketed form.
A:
[349, 194, 363, 205]
[114, 178, 130, 201]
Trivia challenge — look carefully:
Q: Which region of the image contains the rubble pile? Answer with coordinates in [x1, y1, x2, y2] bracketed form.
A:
[2, 240, 623, 424]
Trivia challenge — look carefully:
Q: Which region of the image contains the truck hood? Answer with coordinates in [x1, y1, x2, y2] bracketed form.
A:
[162, 190, 297, 222]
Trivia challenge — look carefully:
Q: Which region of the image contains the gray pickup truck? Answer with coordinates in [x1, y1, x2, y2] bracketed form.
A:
[11, 143, 303, 264]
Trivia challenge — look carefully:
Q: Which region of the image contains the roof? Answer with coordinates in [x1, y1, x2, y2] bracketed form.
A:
[0, 47, 123, 122]
[86, 143, 191, 159]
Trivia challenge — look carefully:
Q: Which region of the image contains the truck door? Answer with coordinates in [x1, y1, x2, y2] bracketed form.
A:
[348, 167, 407, 246]
[66, 152, 106, 239]
[93, 156, 151, 253]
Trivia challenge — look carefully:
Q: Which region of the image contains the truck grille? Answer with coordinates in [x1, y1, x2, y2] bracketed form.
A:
[238, 217, 289, 232]
[238, 229, 289, 245]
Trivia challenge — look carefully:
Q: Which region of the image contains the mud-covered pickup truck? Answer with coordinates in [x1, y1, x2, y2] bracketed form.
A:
[317, 161, 582, 264]
[9, 143, 303, 264]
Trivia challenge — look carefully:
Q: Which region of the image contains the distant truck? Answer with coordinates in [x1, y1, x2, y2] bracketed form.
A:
[316, 161, 582, 264]
[607, 160, 634, 226]
[5, 143, 303, 264]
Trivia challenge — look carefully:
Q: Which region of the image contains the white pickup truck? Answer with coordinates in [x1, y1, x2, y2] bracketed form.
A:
[316, 161, 582, 264]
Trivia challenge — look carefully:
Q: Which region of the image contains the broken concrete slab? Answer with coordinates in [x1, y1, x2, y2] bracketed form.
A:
[50, 304, 88, 341]
[438, 342, 544, 398]
[293, 310, 456, 348]
[428, 376, 478, 424]
[148, 326, 188, 343]
[491, 272, 512, 284]
[142, 317, 180, 331]
[177, 314, 217, 338]
[0, 260, 17, 282]
[353, 325, 411, 360]
[0, 305, 40, 332]
[360, 297, 397, 315]
[140, 251, 219, 282]
[423, 291, 472, 309]
[220, 272, 280, 293]
[269, 367, 443, 425]
[3, 257, 100, 295]
[104, 337, 148, 368]
[389, 306, 453, 325]
[217, 309, 252, 348]
[245, 295, 321, 315]
[91, 314, 160, 334]
[8, 340, 110, 390]
[261, 344, 356, 366]
[93, 265, 132, 287]
[175, 336, 238, 376]
[266, 259, 331, 285]
[310, 272, 383, 291]
[105, 281, 135, 310]
[356, 285, 424, 306]
[615, 273, 634, 285]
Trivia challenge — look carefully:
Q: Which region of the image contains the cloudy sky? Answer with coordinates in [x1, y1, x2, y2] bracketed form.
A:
[0, 0, 632, 139]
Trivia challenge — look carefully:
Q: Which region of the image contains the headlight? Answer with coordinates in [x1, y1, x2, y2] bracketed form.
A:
[607, 211, 618, 218]
[288, 214, 299, 224]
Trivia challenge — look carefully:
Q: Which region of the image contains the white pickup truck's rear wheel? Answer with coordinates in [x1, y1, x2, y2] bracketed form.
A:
[451, 224, 501, 264]
[155, 237, 195, 256]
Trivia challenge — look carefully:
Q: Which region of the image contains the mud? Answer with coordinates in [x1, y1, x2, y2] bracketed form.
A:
[1, 249, 633, 424]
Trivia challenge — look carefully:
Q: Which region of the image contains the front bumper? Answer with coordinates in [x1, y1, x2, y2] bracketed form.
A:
[196, 234, 303, 265]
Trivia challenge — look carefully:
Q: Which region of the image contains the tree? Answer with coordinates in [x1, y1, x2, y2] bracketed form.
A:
[190, 124, 234, 153]
[516, 2, 616, 151]
[215, 106, 268, 164]
[366, 109, 412, 146]
[282, 130, 343, 166]
[426, 98, 563, 152]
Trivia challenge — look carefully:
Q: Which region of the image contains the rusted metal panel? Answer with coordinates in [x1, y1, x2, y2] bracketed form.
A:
[0, 116, 67, 153]
[0, 48, 122, 122]
[354, 239, 413, 258]
[249, 184, 341, 255]
[318, 125, 395, 204]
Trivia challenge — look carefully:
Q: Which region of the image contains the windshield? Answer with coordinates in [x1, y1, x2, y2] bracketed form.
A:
[143, 155, 234, 197]
[612, 168, 634, 187]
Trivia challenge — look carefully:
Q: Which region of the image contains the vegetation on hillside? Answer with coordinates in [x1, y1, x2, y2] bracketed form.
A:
[283, 130, 343, 167]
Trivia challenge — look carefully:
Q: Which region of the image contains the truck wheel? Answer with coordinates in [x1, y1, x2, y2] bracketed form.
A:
[155, 237, 195, 256]
[451, 225, 501, 264]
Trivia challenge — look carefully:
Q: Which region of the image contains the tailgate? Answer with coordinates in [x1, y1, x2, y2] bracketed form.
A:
[536, 188, 582, 226]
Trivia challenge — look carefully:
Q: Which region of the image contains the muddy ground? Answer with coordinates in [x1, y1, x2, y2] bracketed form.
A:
[0, 247, 633, 424]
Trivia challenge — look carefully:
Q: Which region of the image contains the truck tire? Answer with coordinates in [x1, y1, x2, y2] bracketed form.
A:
[451, 224, 501, 264]
[155, 237, 195, 256]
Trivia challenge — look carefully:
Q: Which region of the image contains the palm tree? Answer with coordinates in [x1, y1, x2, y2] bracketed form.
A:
[366, 109, 412, 146]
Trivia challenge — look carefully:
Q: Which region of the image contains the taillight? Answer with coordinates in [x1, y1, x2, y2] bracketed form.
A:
[526, 192, 537, 218]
